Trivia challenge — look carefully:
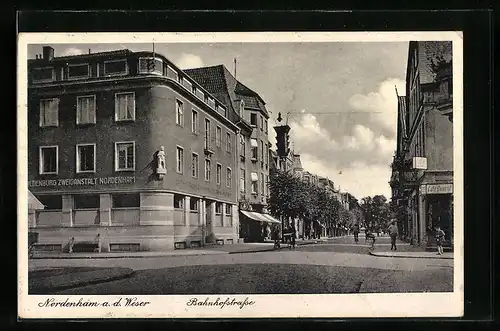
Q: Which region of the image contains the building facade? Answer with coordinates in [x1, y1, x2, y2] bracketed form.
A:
[390, 41, 453, 248]
[28, 46, 240, 252]
[185, 65, 278, 242]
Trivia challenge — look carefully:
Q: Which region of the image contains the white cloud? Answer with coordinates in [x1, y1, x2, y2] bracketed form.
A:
[176, 53, 204, 69]
[60, 47, 85, 57]
[290, 112, 338, 150]
[348, 78, 405, 134]
[300, 153, 392, 200]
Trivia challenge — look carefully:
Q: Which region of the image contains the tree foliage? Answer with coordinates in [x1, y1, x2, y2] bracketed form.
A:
[360, 194, 390, 231]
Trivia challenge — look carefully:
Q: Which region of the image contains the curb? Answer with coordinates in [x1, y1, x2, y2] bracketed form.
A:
[369, 251, 453, 260]
[29, 268, 135, 293]
[31, 251, 229, 260]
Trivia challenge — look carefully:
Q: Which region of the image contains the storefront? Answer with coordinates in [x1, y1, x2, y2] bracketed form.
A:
[423, 183, 453, 247]
[239, 210, 280, 242]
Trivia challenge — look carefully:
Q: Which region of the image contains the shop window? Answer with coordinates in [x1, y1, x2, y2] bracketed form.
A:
[190, 198, 199, 211]
[74, 195, 99, 209]
[38, 195, 62, 210]
[225, 204, 232, 215]
[174, 195, 184, 209]
[112, 194, 140, 208]
[39, 98, 59, 127]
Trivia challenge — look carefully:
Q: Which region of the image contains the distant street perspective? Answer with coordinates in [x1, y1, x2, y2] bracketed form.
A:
[26, 40, 454, 296]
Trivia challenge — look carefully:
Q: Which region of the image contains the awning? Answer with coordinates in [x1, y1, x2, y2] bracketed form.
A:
[28, 190, 45, 210]
[251, 172, 258, 182]
[240, 210, 280, 224]
[261, 213, 281, 224]
[250, 139, 258, 147]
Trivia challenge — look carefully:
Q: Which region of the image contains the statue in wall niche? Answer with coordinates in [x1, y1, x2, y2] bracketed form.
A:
[156, 146, 167, 178]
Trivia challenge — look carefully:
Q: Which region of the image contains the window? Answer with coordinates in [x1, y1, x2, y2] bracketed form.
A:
[204, 94, 209, 103]
[76, 95, 96, 125]
[191, 109, 198, 134]
[178, 75, 184, 85]
[260, 116, 264, 131]
[205, 159, 211, 181]
[115, 142, 135, 171]
[76, 144, 96, 173]
[215, 202, 222, 215]
[251, 172, 258, 194]
[39, 146, 58, 174]
[174, 194, 184, 209]
[265, 120, 268, 133]
[240, 168, 246, 193]
[138, 57, 163, 74]
[250, 113, 257, 126]
[39, 98, 59, 127]
[261, 173, 265, 195]
[261, 140, 264, 160]
[190, 198, 199, 211]
[104, 60, 128, 76]
[68, 64, 90, 79]
[176, 146, 184, 173]
[226, 167, 232, 188]
[112, 193, 140, 208]
[192, 85, 197, 95]
[226, 133, 232, 152]
[115, 92, 135, 121]
[240, 136, 246, 157]
[239, 100, 245, 117]
[191, 153, 199, 178]
[225, 204, 232, 215]
[38, 195, 62, 210]
[33, 67, 54, 82]
[216, 163, 222, 185]
[176, 100, 184, 126]
[74, 194, 99, 209]
[204, 119, 211, 149]
[251, 138, 258, 160]
[216, 126, 222, 147]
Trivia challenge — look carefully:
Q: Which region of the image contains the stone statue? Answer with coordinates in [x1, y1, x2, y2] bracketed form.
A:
[157, 146, 166, 169]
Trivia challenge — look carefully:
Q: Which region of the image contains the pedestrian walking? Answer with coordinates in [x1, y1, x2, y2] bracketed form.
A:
[353, 223, 360, 243]
[388, 220, 399, 251]
[272, 225, 281, 250]
[435, 226, 446, 255]
[365, 229, 376, 250]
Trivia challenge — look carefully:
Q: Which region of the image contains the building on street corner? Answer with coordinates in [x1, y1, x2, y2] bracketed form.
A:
[184, 65, 279, 243]
[28, 46, 241, 252]
[390, 41, 454, 249]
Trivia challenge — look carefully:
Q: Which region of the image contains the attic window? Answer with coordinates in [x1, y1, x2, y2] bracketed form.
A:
[104, 59, 128, 76]
[32, 67, 55, 83]
[138, 57, 163, 75]
[68, 64, 90, 79]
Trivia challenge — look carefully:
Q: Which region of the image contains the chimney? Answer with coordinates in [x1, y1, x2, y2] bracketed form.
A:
[89, 48, 91, 54]
[35, 54, 38, 59]
[42, 46, 54, 61]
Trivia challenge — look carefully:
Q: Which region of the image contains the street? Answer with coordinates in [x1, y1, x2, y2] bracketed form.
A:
[29, 236, 453, 295]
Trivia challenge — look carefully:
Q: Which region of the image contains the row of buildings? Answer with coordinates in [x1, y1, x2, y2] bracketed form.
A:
[27, 45, 352, 251]
[389, 41, 454, 249]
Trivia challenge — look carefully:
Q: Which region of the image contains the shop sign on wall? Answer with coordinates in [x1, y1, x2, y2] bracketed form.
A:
[28, 176, 136, 188]
[425, 183, 453, 195]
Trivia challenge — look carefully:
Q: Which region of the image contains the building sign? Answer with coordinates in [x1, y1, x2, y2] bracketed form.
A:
[412, 157, 428, 170]
[28, 176, 136, 188]
[176, 178, 232, 198]
[425, 183, 453, 195]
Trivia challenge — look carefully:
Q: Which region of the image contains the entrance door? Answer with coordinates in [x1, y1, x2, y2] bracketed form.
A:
[205, 201, 213, 243]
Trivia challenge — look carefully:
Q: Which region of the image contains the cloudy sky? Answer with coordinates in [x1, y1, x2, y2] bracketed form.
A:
[28, 42, 409, 200]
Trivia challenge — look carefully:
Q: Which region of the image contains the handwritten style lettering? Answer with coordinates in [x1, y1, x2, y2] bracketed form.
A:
[186, 297, 255, 309]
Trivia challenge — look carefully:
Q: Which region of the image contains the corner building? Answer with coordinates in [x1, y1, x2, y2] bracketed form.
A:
[28, 46, 240, 252]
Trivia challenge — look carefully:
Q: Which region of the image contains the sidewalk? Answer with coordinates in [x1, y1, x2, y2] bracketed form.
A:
[29, 267, 134, 293]
[30, 237, 336, 259]
[369, 251, 453, 260]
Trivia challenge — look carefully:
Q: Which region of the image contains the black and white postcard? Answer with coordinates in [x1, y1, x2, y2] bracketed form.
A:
[18, 31, 464, 318]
